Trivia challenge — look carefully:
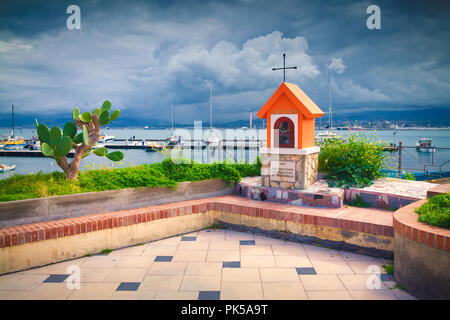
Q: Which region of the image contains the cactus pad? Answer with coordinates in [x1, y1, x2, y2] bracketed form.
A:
[110, 109, 121, 120]
[72, 108, 80, 121]
[73, 133, 83, 144]
[37, 124, 50, 144]
[82, 125, 89, 145]
[93, 147, 108, 156]
[63, 122, 77, 138]
[99, 110, 110, 125]
[56, 136, 73, 156]
[49, 126, 62, 147]
[79, 112, 92, 123]
[41, 143, 54, 156]
[101, 100, 112, 111]
[105, 151, 124, 161]
[92, 108, 102, 117]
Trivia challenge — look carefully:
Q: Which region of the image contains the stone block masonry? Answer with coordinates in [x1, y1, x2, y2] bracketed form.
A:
[261, 149, 319, 190]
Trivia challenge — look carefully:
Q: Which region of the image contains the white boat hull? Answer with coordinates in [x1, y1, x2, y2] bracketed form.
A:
[0, 164, 16, 172]
[417, 148, 435, 153]
[4, 144, 26, 150]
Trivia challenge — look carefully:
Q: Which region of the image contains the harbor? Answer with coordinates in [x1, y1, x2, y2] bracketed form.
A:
[1, 127, 450, 180]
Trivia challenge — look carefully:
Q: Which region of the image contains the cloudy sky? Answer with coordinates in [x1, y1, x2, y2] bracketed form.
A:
[1, 0, 449, 125]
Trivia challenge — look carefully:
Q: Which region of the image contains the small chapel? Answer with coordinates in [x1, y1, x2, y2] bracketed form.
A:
[257, 82, 324, 190]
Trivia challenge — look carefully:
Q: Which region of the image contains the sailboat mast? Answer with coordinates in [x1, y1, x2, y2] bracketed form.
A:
[328, 66, 332, 130]
[171, 102, 174, 136]
[210, 85, 212, 129]
[11, 104, 15, 137]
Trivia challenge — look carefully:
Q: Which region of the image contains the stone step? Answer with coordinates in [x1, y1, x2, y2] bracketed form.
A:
[235, 177, 344, 209]
[236, 177, 439, 211]
[344, 178, 438, 210]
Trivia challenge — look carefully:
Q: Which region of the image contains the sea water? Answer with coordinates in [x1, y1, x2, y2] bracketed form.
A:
[0, 127, 449, 180]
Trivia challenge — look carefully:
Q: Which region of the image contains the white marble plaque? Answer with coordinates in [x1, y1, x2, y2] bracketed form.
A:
[270, 161, 295, 182]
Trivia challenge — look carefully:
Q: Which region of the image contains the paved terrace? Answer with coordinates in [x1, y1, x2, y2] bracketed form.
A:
[0, 195, 419, 300]
[0, 229, 415, 300]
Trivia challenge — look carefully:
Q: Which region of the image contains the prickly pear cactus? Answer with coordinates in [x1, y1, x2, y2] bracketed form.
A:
[35, 100, 124, 180]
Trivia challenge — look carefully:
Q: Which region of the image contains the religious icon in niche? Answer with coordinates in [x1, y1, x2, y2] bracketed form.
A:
[274, 117, 294, 148]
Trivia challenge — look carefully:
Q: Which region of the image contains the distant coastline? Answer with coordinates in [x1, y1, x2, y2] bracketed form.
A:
[1, 126, 450, 131]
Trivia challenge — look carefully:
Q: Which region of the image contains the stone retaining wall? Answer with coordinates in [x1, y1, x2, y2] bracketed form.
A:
[393, 200, 450, 300]
[0, 179, 232, 228]
[0, 196, 394, 275]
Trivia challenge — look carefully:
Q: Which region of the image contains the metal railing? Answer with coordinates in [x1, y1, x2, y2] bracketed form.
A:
[397, 141, 450, 179]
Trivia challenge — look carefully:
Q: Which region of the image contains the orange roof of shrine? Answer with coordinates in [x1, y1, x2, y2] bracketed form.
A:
[256, 82, 324, 119]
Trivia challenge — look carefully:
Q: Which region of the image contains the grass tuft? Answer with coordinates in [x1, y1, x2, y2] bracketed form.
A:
[382, 263, 394, 275]
[349, 194, 370, 208]
[205, 222, 227, 230]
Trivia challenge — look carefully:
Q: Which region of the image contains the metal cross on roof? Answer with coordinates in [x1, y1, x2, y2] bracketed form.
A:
[272, 53, 297, 82]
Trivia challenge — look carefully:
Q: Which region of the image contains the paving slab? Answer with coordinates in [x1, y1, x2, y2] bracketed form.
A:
[0, 227, 417, 300]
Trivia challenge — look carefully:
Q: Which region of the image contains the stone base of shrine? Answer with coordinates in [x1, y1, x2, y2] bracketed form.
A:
[260, 147, 320, 190]
[235, 176, 344, 208]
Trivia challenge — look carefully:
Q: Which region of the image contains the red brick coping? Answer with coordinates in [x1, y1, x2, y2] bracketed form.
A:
[427, 184, 450, 198]
[0, 196, 394, 249]
[393, 200, 450, 251]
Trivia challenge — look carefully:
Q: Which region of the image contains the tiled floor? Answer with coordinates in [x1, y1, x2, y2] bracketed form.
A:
[0, 229, 417, 300]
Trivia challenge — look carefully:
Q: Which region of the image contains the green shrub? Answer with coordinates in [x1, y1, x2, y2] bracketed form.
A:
[415, 193, 450, 229]
[0, 157, 261, 202]
[403, 172, 416, 181]
[78, 164, 176, 191]
[318, 134, 388, 188]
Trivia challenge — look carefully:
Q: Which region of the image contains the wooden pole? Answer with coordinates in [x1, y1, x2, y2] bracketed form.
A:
[245, 137, 249, 163]
[398, 141, 402, 178]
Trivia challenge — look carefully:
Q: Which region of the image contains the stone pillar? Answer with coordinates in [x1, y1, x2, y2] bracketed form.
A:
[261, 147, 320, 190]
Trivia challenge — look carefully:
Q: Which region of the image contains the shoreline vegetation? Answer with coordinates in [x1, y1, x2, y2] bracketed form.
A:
[415, 193, 450, 229]
[0, 157, 261, 202]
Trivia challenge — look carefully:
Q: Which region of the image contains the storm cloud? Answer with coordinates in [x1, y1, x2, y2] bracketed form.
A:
[0, 0, 449, 125]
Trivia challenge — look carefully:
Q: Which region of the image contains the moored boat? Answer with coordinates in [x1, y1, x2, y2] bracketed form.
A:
[145, 141, 164, 152]
[167, 135, 184, 147]
[94, 133, 115, 148]
[99, 134, 115, 143]
[166, 103, 184, 148]
[3, 140, 26, 150]
[203, 86, 222, 147]
[0, 164, 16, 172]
[416, 137, 435, 152]
[1, 105, 25, 150]
[25, 137, 41, 150]
[204, 134, 221, 147]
